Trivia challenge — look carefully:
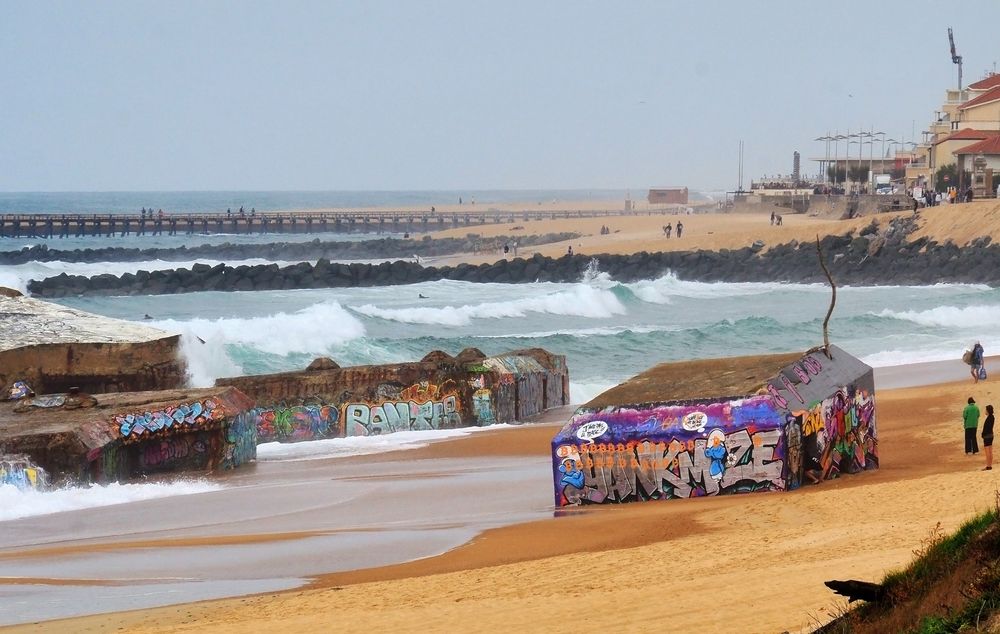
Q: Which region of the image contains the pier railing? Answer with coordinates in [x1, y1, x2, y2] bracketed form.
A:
[0, 208, 677, 238]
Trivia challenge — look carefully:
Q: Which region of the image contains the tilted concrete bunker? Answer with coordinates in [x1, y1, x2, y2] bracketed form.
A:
[551, 345, 876, 506]
[0, 290, 186, 394]
[0, 386, 256, 485]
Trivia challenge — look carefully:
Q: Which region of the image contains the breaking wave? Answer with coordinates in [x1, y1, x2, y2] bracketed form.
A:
[350, 283, 626, 326]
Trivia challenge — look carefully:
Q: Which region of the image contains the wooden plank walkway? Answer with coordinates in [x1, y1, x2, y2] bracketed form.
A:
[0, 208, 674, 238]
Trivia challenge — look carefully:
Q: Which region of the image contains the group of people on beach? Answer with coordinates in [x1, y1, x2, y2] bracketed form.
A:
[962, 341, 994, 470]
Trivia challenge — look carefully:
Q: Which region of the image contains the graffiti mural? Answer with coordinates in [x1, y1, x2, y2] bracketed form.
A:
[254, 404, 340, 443]
[345, 395, 461, 436]
[114, 398, 226, 442]
[468, 374, 495, 425]
[0, 456, 48, 490]
[553, 396, 786, 506]
[518, 373, 545, 420]
[222, 410, 258, 469]
[134, 430, 221, 473]
[344, 381, 462, 436]
[789, 386, 877, 484]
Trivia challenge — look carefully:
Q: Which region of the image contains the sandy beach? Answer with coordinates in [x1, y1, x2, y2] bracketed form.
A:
[3, 360, 999, 634]
[422, 199, 1000, 267]
[5, 202, 1000, 633]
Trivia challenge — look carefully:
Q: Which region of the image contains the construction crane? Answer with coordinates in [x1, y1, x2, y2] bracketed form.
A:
[948, 27, 963, 90]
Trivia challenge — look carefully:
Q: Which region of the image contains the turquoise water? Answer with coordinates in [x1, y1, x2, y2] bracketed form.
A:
[50, 269, 1000, 403]
[1, 189, 993, 403]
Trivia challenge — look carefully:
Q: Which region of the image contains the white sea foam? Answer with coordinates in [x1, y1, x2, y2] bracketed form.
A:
[146, 301, 367, 386]
[877, 305, 1000, 329]
[256, 425, 518, 462]
[569, 380, 617, 405]
[350, 284, 626, 326]
[620, 272, 824, 303]
[0, 479, 223, 522]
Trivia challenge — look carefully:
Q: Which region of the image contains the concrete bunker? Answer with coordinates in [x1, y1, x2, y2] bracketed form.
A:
[0, 386, 256, 486]
[219, 347, 569, 442]
[551, 345, 876, 506]
[0, 290, 186, 394]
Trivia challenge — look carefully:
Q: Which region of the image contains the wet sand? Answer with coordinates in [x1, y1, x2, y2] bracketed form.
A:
[3, 364, 1000, 633]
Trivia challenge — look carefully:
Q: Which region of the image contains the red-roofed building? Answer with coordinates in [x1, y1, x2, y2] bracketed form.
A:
[953, 136, 1000, 197]
[967, 73, 1000, 92]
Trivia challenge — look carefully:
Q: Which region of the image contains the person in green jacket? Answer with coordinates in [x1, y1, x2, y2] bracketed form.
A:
[963, 396, 980, 455]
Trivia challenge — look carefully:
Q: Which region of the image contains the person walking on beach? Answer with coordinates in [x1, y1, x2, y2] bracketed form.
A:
[664, 223, 672, 238]
[971, 341, 985, 383]
[982, 404, 994, 470]
[964, 397, 980, 455]
[770, 210, 775, 225]
[676, 221, 683, 238]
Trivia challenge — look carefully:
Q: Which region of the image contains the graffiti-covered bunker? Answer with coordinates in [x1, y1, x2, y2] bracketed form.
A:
[551, 345, 876, 506]
[218, 347, 569, 442]
[0, 387, 256, 488]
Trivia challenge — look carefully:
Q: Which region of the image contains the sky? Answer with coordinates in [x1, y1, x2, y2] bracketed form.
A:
[3, 0, 1000, 192]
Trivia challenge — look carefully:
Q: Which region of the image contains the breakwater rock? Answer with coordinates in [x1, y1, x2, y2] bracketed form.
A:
[0, 233, 579, 265]
[25, 223, 1000, 297]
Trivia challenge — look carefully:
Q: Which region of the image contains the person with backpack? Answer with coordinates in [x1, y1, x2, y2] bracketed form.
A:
[970, 342, 986, 383]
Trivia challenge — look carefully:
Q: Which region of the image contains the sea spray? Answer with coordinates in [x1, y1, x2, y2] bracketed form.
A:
[0, 479, 223, 522]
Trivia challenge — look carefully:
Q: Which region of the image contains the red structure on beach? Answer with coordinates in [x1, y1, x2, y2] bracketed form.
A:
[647, 187, 688, 205]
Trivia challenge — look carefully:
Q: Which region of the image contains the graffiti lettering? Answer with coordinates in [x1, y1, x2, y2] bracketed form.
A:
[562, 428, 784, 504]
[345, 395, 461, 436]
[0, 457, 47, 491]
[115, 399, 225, 442]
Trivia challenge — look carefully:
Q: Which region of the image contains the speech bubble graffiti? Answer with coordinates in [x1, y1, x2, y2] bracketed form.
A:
[682, 411, 708, 433]
[576, 420, 608, 443]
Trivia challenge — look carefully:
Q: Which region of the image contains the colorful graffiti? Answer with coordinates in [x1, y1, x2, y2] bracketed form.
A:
[345, 395, 461, 435]
[135, 431, 220, 472]
[254, 404, 340, 443]
[766, 354, 825, 410]
[790, 386, 877, 484]
[222, 410, 258, 469]
[0, 456, 48, 490]
[114, 398, 226, 442]
[553, 397, 786, 505]
[471, 388, 495, 425]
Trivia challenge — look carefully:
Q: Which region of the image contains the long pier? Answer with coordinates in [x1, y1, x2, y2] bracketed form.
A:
[0, 208, 675, 239]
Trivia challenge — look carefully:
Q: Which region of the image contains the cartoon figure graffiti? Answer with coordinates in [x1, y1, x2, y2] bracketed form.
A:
[705, 429, 727, 481]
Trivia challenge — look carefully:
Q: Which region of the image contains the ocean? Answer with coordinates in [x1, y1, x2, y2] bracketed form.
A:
[1, 191, 997, 516]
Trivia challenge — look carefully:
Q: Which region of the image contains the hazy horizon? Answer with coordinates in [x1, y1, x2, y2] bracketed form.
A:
[4, 0, 1000, 192]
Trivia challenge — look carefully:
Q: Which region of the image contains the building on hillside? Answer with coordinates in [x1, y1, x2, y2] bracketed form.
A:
[909, 73, 1000, 188]
[550, 345, 876, 506]
[953, 136, 1000, 197]
[647, 187, 688, 205]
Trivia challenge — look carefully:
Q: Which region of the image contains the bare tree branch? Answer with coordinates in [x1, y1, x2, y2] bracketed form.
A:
[816, 235, 836, 359]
